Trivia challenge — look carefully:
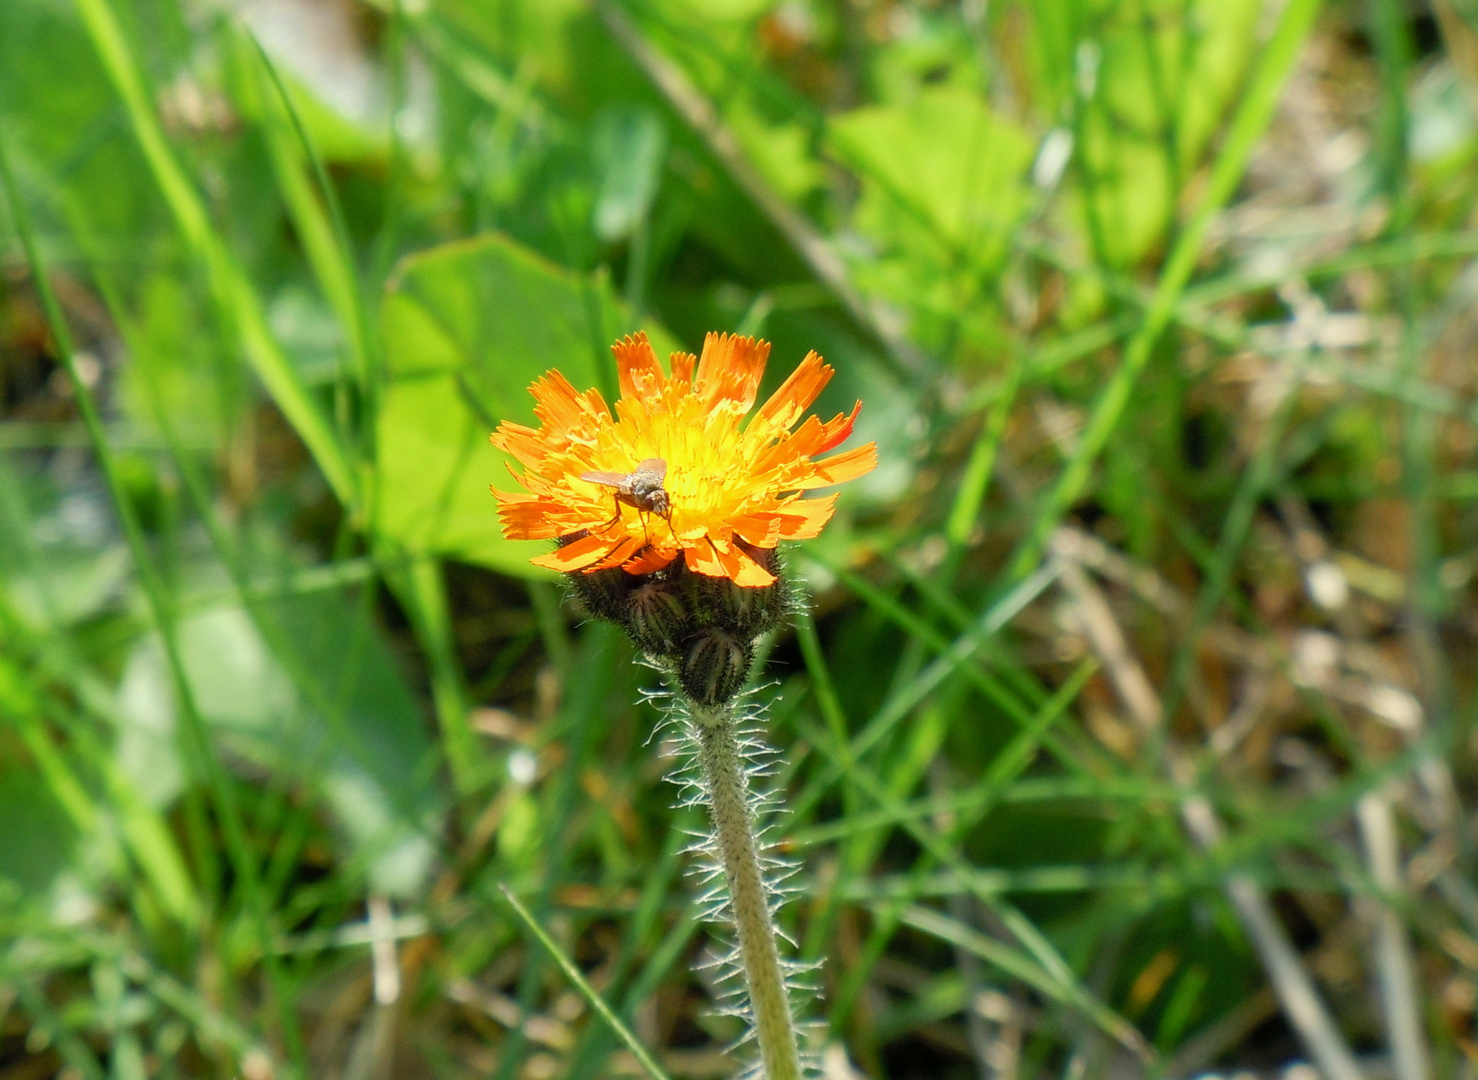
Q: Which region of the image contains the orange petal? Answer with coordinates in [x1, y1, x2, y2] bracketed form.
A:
[771, 493, 838, 539]
[586, 534, 644, 572]
[491, 422, 549, 466]
[614, 333, 664, 401]
[669, 351, 696, 385]
[755, 351, 833, 430]
[714, 540, 776, 587]
[776, 402, 861, 461]
[751, 414, 827, 475]
[683, 538, 729, 578]
[728, 513, 781, 548]
[791, 443, 877, 489]
[694, 332, 769, 412]
[623, 545, 675, 575]
[815, 401, 862, 454]
[530, 532, 616, 572]
[494, 492, 568, 539]
[530, 370, 606, 434]
[752, 405, 870, 479]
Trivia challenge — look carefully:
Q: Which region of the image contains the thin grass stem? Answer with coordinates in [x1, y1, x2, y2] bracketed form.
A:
[0, 133, 309, 1074]
[1007, 0, 1324, 580]
[501, 885, 674, 1080]
[70, 0, 357, 506]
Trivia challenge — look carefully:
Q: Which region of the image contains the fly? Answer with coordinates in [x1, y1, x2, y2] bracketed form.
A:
[581, 457, 672, 535]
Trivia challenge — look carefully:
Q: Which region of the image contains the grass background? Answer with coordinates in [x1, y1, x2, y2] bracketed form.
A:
[2, 0, 1477, 1077]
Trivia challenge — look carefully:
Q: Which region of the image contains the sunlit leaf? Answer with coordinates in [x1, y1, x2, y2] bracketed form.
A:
[591, 104, 668, 241]
[117, 592, 441, 897]
[374, 232, 680, 576]
[0, 766, 77, 902]
[828, 88, 1034, 347]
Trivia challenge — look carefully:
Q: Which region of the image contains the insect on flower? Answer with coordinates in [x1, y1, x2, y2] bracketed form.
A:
[581, 457, 673, 536]
[490, 331, 876, 588]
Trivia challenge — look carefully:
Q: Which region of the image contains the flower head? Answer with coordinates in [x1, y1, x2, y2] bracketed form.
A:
[491, 332, 876, 588]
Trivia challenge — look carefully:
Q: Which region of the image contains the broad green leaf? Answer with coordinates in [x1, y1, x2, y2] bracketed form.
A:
[591, 104, 668, 241]
[375, 232, 680, 576]
[830, 88, 1034, 263]
[119, 274, 233, 442]
[828, 88, 1034, 350]
[116, 591, 441, 897]
[0, 765, 77, 902]
[1042, 0, 1263, 267]
[0, 0, 163, 248]
[432, 0, 591, 97]
[728, 106, 823, 203]
[660, 0, 775, 20]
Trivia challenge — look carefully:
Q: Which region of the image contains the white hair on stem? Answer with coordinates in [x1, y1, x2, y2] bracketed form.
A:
[646, 682, 822, 1079]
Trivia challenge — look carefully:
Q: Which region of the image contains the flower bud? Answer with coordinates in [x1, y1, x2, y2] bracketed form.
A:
[678, 629, 754, 707]
[692, 542, 787, 639]
[626, 580, 690, 656]
[556, 538, 785, 699]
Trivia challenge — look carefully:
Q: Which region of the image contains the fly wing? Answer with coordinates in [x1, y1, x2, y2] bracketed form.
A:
[635, 458, 667, 481]
[580, 470, 628, 487]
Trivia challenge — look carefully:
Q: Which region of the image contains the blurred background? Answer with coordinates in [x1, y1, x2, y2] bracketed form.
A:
[2, 0, 1477, 1077]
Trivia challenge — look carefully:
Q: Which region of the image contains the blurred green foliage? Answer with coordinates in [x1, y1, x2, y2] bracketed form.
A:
[2, 0, 1478, 1077]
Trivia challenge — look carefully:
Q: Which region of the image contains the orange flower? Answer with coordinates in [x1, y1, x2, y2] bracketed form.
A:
[491, 332, 876, 588]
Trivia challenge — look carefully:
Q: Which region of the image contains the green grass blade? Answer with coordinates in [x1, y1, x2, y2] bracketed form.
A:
[1007, 0, 1324, 580]
[501, 884, 675, 1080]
[399, 555, 484, 795]
[946, 350, 1023, 553]
[70, 0, 358, 508]
[0, 134, 309, 1074]
[12, 980, 105, 1080]
[799, 665, 1153, 1062]
[244, 29, 376, 391]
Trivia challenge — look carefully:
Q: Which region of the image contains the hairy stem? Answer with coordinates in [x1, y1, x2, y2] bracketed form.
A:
[692, 704, 802, 1080]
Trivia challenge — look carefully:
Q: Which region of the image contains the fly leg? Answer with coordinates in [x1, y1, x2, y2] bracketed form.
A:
[594, 493, 623, 532]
